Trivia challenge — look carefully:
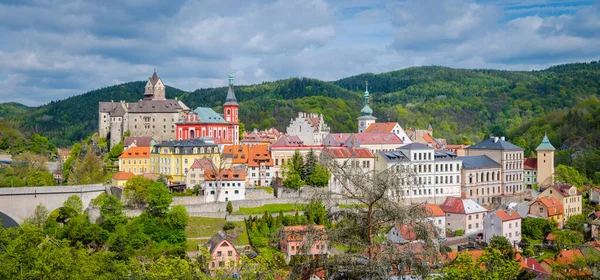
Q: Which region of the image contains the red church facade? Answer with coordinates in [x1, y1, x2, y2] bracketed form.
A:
[175, 73, 240, 145]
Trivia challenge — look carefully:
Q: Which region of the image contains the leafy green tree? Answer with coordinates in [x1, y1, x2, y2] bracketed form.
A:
[565, 214, 587, 234]
[521, 217, 556, 240]
[553, 229, 584, 250]
[124, 176, 155, 207]
[239, 122, 245, 141]
[305, 200, 327, 226]
[226, 200, 233, 215]
[440, 251, 479, 279]
[166, 205, 189, 230]
[100, 195, 127, 231]
[24, 170, 54, 186]
[489, 235, 515, 260]
[147, 181, 172, 216]
[58, 194, 83, 223]
[290, 150, 304, 174]
[106, 142, 123, 163]
[308, 163, 330, 187]
[478, 247, 521, 280]
[283, 172, 304, 190]
[24, 204, 49, 228]
[554, 164, 586, 187]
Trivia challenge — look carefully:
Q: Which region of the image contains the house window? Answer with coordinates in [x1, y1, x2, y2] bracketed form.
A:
[228, 251, 232, 256]
[217, 251, 222, 257]
[235, 190, 239, 194]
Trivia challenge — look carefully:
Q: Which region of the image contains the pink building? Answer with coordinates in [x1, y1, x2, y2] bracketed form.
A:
[205, 233, 240, 273]
[280, 225, 328, 263]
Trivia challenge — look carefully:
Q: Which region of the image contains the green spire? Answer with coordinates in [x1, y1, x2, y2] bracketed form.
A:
[536, 132, 555, 151]
[360, 81, 374, 117]
[228, 70, 234, 86]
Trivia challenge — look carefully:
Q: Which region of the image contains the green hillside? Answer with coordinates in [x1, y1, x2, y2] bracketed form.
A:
[0, 102, 31, 118]
[4, 61, 600, 149]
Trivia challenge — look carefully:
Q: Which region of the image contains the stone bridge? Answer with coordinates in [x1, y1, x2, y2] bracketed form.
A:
[0, 184, 108, 228]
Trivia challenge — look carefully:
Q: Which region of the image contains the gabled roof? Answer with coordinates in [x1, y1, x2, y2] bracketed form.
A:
[119, 146, 150, 159]
[271, 135, 321, 149]
[534, 197, 564, 216]
[127, 99, 184, 113]
[282, 225, 327, 242]
[124, 136, 153, 147]
[522, 258, 549, 276]
[222, 145, 249, 164]
[364, 122, 398, 133]
[459, 155, 501, 169]
[112, 171, 135, 181]
[493, 209, 521, 222]
[248, 145, 273, 167]
[205, 232, 238, 255]
[548, 184, 581, 197]
[467, 137, 524, 151]
[241, 131, 272, 143]
[347, 133, 403, 145]
[440, 197, 486, 214]
[523, 158, 537, 170]
[323, 133, 351, 146]
[204, 168, 246, 181]
[149, 71, 160, 86]
[190, 158, 214, 170]
[423, 204, 445, 217]
[322, 147, 373, 159]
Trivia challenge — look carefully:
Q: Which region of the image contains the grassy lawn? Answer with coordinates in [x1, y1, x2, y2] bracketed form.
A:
[233, 203, 306, 215]
[186, 239, 208, 251]
[254, 186, 274, 194]
[186, 217, 250, 251]
[536, 250, 556, 262]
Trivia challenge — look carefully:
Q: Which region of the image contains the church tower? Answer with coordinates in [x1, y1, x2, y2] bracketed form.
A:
[223, 71, 239, 144]
[536, 133, 555, 187]
[144, 71, 166, 100]
[357, 81, 376, 133]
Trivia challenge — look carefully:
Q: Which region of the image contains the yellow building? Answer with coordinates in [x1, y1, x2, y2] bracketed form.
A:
[536, 133, 555, 187]
[151, 138, 220, 185]
[118, 146, 151, 175]
[540, 184, 582, 223]
[112, 171, 135, 187]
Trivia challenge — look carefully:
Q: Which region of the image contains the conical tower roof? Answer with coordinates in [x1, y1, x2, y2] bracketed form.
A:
[359, 81, 375, 119]
[224, 71, 238, 106]
[536, 133, 555, 151]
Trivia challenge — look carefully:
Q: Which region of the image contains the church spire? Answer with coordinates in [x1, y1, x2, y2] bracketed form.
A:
[360, 81, 373, 117]
[224, 71, 238, 106]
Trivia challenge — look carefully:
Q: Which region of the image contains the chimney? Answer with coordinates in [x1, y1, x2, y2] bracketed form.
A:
[494, 137, 499, 143]
[500, 136, 505, 141]
[508, 210, 511, 216]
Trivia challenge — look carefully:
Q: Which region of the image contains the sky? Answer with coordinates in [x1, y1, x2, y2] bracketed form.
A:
[0, 0, 599, 106]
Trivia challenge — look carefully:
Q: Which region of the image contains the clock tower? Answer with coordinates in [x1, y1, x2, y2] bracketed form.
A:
[357, 81, 376, 133]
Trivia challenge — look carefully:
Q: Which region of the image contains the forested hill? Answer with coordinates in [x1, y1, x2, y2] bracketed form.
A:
[0, 102, 31, 118]
[3, 61, 600, 148]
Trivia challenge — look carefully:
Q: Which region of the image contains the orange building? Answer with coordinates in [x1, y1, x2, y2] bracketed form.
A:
[118, 146, 150, 175]
[529, 197, 564, 227]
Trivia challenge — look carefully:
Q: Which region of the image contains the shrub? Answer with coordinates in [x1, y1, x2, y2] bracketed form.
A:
[455, 229, 465, 236]
[223, 222, 235, 231]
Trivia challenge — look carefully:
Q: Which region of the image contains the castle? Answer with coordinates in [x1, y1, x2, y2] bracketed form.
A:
[99, 72, 190, 147]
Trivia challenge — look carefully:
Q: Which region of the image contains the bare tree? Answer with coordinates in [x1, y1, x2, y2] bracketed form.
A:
[300, 149, 441, 278]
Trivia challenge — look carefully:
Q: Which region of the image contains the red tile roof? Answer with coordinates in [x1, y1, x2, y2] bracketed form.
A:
[541, 249, 591, 276]
[439, 197, 486, 214]
[546, 233, 557, 241]
[536, 197, 564, 216]
[282, 225, 326, 241]
[190, 158, 214, 170]
[523, 258, 549, 276]
[350, 133, 403, 145]
[222, 145, 249, 164]
[112, 171, 135, 181]
[364, 122, 398, 133]
[204, 168, 246, 181]
[523, 158, 537, 170]
[124, 136, 153, 147]
[248, 145, 273, 167]
[241, 131, 272, 143]
[322, 147, 374, 159]
[118, 146, 150, 158]
[424, 204, 445, 217]
[324, 133, 352, 146]
[493, 209, 521, 222]
[394, 223, 436, 240]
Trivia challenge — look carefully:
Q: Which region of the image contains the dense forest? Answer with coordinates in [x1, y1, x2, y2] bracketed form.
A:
[1, 61, 599, 151]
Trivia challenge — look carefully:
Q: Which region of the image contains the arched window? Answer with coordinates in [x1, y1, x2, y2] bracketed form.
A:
[486, 172, 489, 182]
[227, 109, 231, 116]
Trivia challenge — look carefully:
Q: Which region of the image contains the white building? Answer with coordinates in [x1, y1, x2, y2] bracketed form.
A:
[440, 197, 487, 235]
[387, 223, 436, 244]
[203, 168, 246, 202]
[483, 209, 522, 247]
[321, 146, 374, 196]
[374, 143, 462, 204]
[424, 204, 446, 237]
[286, 112, 331, 145]
[270, 136, 322, 179]
[364, 122, 412, 144]
[459, 155, 503, 205]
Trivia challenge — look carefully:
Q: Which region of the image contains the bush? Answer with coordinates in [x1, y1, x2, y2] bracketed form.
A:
[455, 229, 465, 236]
[223, 222, 235, 231]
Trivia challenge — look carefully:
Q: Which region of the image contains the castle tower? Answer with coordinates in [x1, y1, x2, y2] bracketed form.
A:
[223, 71, 239, 144]
[357, 81, 376, 133]
[536, 133, 555, 187]
[144, 71, 166, 100]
